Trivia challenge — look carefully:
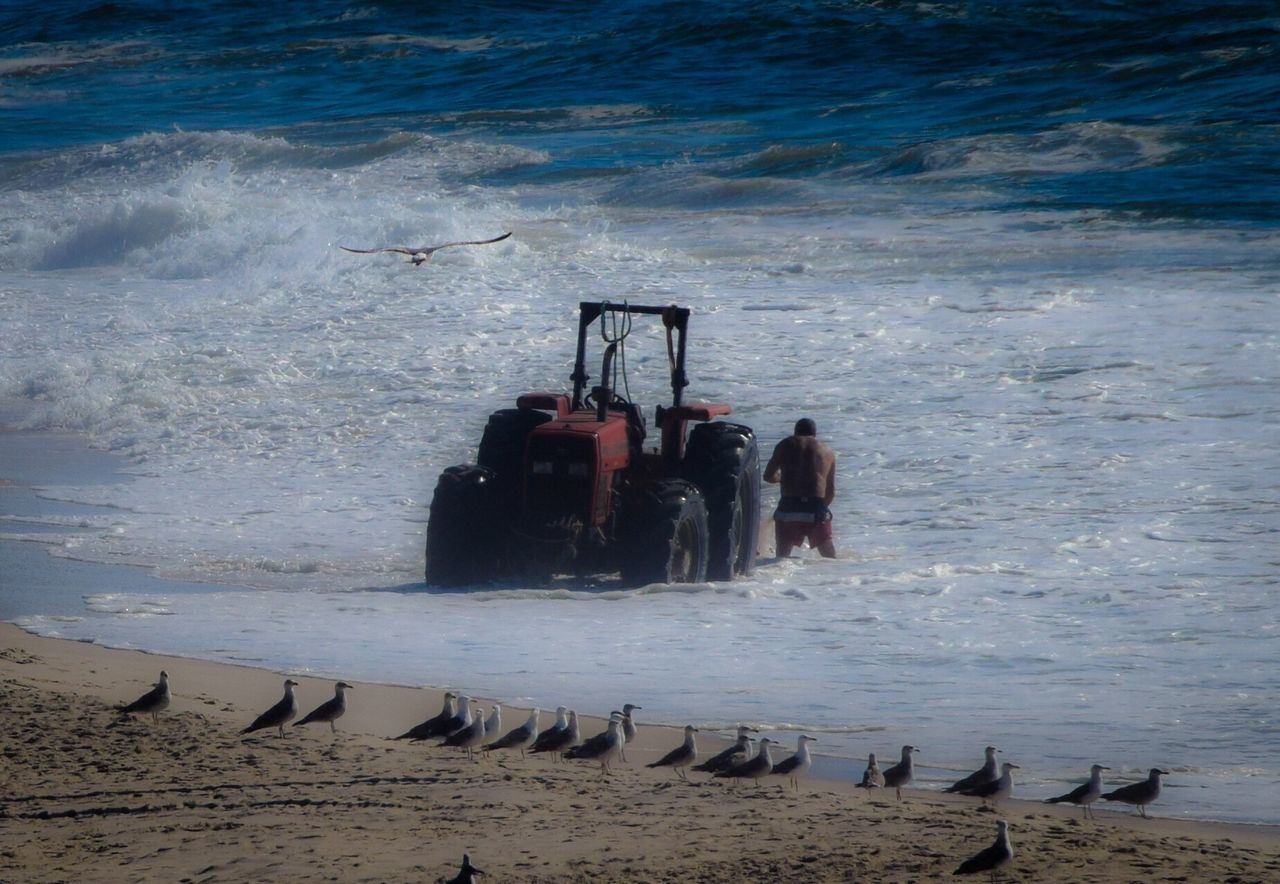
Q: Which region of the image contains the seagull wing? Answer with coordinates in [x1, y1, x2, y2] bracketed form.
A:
[945, 766, 995, 793]
[648, 743, 691, 768]
[295, 697, 338, 726]
[120, 683, 164, 714]
[242, 695, 294, 734]
[693, 743, 744, 772]
[954, 842, 1003, 876]
[1047, 782, 1090, 804]
[414, 231, 511, 254]
[961, 777, 1000, 798]
[487, 722, 532, 750]
[771, 754, 801, 775]
[340, 246, 417, 255]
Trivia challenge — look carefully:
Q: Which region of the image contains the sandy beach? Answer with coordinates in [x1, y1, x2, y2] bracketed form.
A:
[2, 623, 1277, 883]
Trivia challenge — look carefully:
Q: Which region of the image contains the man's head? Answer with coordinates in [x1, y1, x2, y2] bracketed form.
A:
[794, 418, 817, 437]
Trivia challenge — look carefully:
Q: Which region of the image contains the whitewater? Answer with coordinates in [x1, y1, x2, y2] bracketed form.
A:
[2, 1, 1278, 825]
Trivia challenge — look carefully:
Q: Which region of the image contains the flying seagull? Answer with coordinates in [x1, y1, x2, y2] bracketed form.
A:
[945, 746, 1000, 793]
[1102, 767, 1168, 818]
[953, 820, 1013, 881]
[341, 231, 511, 266]
[1046, 764, 1109, 819]
[444, 851, 485, 884]
[241, 678, 299, 737]
[294, 681, 352, 733]
[647, 725, 698, 780]
[118, 670, 171, 723]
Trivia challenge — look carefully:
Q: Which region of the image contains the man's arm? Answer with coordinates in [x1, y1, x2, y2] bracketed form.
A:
[822, 449, 836, 506]
[764, 441, 786, 484]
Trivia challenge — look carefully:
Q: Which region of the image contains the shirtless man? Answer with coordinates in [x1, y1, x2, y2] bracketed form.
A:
[763, 418, 837, 558]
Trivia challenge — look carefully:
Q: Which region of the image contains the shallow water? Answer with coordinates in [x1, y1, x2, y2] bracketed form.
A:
[1, 0, 1278, 823]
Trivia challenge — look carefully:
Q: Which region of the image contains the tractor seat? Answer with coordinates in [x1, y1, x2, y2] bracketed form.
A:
[619, 401, 646, 448]
[590, 387, 646, 449]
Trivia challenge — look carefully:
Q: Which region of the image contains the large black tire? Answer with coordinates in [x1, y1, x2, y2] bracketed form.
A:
[682, 421, 761, 580]
[621, 479, 709, 586]
[425, 464, 501, 586]
[477, 408, 551, 502]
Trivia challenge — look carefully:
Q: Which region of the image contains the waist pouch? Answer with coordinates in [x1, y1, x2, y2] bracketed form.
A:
[774, 496, 832, 523]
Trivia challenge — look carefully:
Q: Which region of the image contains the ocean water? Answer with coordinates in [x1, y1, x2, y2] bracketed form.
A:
[2, 1, 1278, 824]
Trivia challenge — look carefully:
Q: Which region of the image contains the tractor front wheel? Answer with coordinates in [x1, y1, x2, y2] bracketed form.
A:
[683, 422, 761, 580]
[621, 480, 709, 586]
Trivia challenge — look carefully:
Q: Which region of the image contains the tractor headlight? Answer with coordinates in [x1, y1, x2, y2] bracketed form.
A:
[532, 461, 554, 475]
[568, 463, 589, 478]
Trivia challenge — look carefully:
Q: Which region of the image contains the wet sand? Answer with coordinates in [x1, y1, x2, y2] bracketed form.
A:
[2, 622, 1278, 883]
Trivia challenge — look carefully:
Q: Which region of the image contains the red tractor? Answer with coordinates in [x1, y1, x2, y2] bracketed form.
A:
[426, 301, 761, 587]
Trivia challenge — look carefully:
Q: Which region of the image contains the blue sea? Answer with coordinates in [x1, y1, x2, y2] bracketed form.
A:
[2, 1, 1278, 824]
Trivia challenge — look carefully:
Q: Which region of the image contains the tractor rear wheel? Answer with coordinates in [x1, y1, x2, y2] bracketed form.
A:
[425, 464, 501, 586]
[478, 408, 551, 502]
[621, 479, 709, 586]
[682, 422, 761, 580]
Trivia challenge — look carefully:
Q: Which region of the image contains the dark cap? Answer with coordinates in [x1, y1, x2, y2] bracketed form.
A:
[794, 418, 817, 437]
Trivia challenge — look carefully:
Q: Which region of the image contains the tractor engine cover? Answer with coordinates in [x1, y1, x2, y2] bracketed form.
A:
[524, 415, 630, 526]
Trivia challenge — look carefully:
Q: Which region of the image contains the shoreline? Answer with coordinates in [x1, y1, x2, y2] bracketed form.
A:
[3, 621, 1279, 882]
[3, 423, 1279, 833]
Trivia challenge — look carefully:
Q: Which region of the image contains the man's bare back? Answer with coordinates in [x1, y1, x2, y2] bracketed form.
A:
[763, 419, 837, 557]
[764, 435, 836, 503]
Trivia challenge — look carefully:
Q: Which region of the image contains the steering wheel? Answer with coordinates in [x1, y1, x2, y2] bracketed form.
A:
[585, 387, 628, 410]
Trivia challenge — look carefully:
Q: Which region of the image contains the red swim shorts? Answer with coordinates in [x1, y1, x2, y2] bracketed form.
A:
[775, 515, 834, 549]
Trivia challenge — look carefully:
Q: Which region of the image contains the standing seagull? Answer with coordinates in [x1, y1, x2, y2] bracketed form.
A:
[341, 231, 511, 267]
[1102, 768, 1168, 818]
[529, 706, 568, 750]
[564, 716, 624, 774]
[396, 691, 457, 741]
[856, 752, 885, 790]
[443, 702, 488, 761]
[945, 746, 1000, 793]
[715, 737, 778, 788]
[486, 707, 541, 758]
[647, 725, 699, 780]
[118, 670, 171, 724]
[530, 708, 579, 761]
[439, 694, 474, 739]
[294, 681, 352, 734]
[443, 851, 484, 884]
[482, 704, 502, 746]
[882, 745, 919, 801]
[770, 734, 817, 792]
[1046, 764, 1110, 819]
[962, 762, 1019, 807]
[619, 703, 642, 761]
[566, 713, 623, 761]
[241, 678, 299, 737]
[693, 725, 758, 773]
[953, 820, 1013, 881]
